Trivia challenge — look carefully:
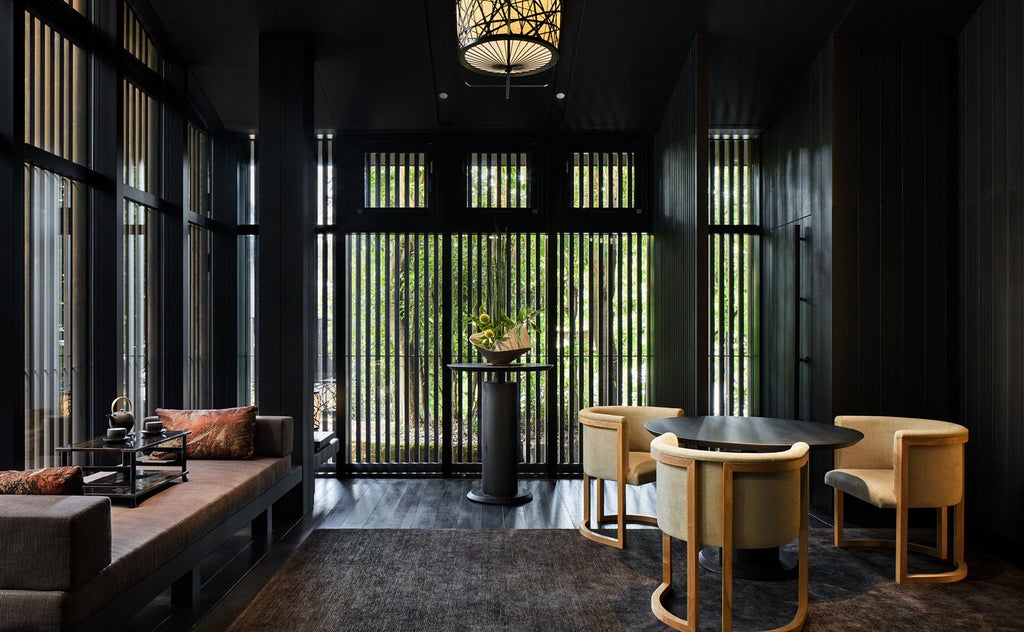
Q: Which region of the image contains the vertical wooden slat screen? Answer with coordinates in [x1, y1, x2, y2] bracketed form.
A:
[23, 12, 86, 165]
[123, 1, 159, 72]
[345, 234, 446, 467]
[709, 135, 759, 416]
[187, 225, 211, 407]
[314, 232, 336, 433]
[23, 167, 82, 469]
[571, 152, 635, 209]
[449, 233, 547, 466]
[467, 152, 530, 208]
[122, 201, 157, 417]
[186, 125, 212, 407]
[554, 233, 650, 465]
[341, 233, 549, 471]
[363, 151, 427, 209]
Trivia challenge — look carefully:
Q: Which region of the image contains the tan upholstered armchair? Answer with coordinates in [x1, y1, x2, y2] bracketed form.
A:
[578, 405, 685, 549]
[824, 415, 968, 584]
[650, 433, 810, 632]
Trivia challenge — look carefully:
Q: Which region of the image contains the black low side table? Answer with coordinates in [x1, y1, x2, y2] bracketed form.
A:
[448, 362, 552, 505]
[56, 430, 190, 507]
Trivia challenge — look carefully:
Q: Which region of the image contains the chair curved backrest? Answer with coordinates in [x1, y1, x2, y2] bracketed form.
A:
[578, 405, 684, 549]
[834, 415, 967, 509]
[649, 432, 810, 631]
[579, 406, 685, 481]
[650, 433, 808, 549]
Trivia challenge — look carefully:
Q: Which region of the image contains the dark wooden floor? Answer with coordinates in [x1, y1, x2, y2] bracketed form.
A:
[129, 475, 828, 630]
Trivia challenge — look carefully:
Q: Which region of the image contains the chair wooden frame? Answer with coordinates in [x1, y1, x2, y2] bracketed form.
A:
[651, 446, 809, 632]
[579, 413, 658, 549]
[833, 434, 967, 585]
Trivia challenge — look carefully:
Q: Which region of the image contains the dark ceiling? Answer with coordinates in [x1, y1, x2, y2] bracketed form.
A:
[142, 0, 983, 134]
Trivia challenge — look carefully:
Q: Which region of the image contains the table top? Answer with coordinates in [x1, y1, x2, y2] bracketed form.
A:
[57, 429, 190, 452]
[644, 415, 863, 452]
[447, 362, 553, 373]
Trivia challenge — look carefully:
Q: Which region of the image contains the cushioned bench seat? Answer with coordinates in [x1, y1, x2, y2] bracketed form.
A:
[0, 415, 299, 631]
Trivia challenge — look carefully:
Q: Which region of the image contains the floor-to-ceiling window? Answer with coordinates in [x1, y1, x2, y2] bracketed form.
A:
[186, 124, 213, 407]
[120, 6, 161, 417]
[314, 134, 336, 437]
[238, 134, 258, 406]
[22, 6, 90, 468]
[9, 0, 230, 470]
[709, 134, 760, 415]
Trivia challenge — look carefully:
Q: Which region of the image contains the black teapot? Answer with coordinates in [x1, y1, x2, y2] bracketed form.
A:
[107, 395, 135, 434]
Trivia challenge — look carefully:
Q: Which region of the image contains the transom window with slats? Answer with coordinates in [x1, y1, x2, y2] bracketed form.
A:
[62, 0, 87, 15]
[123, 1, 159, 72]
[24, 11, 88, 165]
[123, 80, 159, 192]
[467, 151, 531, 208]
[364, 151, 429, 209]
[187, 125, 211, 216]
[571, 151, 636, 209]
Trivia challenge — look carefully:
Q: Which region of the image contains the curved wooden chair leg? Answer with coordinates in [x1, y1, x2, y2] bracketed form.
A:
[579, 477, 656, 549]
[651, 532, 696, 631]
[766, 467, 809, 632]
[899, 499, 968, 584]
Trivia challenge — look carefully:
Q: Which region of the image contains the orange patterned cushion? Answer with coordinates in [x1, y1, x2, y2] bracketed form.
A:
[0, 466, 84, 495]
[156, 406, 258, 459]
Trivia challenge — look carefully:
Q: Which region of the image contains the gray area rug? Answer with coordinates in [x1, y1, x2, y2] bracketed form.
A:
[227, 528, 1024, 631]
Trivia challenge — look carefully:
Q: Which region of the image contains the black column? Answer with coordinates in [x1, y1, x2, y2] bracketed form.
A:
[258, 32, 314, 514]
[0, 0, 25, 469]
[211, 135, 240, 407]
[160, 61, 187, 410]
[89, 0, 120, 438]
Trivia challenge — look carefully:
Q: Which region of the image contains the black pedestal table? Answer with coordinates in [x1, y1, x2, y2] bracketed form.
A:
[447, 362, 553, 505]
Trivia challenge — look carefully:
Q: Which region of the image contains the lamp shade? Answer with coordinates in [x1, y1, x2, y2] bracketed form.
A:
[457, 0, 561, 77]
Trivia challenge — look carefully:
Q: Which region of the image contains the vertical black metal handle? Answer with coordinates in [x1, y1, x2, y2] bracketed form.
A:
[794, 224, 801, 416]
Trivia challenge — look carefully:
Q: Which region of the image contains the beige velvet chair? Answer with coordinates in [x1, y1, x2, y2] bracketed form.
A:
[579, 405, 685, 549]
[650, 433, 810, 632]
[824, 415, 968, 584]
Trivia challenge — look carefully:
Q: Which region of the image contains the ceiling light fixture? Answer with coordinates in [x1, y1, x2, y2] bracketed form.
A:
[456, 0, 561, 99]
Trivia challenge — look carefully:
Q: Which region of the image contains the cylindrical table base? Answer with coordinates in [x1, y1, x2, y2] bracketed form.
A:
[698, 546, 797, 581]
[467, 380, 531, 505]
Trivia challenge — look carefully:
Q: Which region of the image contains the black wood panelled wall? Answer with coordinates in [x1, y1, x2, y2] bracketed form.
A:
[652, 34, 709, 415]
[959, 0, 1024, 564]
[761, 44, 836, 510]
[831, 32, 958, 423]
[761, 31, 958, 513]
[761, 44, 833, 428]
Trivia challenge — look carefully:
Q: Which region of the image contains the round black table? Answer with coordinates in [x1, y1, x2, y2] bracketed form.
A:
[447, 362, 552, 505]
[644, 415, 863, 580]
[643, 415, 863, 452]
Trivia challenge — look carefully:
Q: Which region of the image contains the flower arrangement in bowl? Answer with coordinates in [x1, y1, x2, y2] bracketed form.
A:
[464, 306, 541, 365]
